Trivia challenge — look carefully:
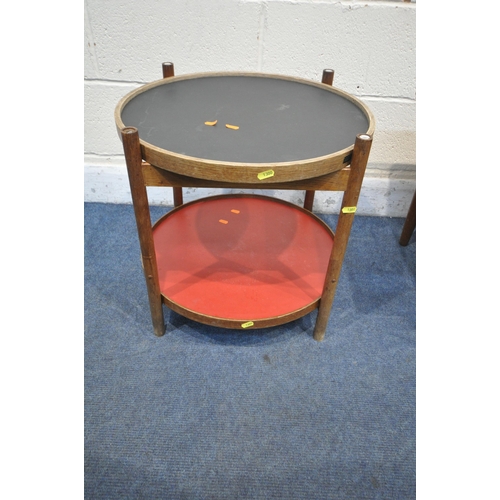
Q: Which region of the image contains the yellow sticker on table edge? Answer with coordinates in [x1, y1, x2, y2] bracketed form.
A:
[225, 124, 239, 130]
[257, 169, 275, 180]
[241, 321, 254, 329]
[341, 206, 357, 214]
[204, 120, 217, 126]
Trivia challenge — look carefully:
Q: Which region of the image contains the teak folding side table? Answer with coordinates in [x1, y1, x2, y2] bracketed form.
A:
[114, 63, 375, 340]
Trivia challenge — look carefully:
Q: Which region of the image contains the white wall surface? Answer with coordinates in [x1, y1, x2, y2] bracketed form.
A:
[84, 0, 416, 216]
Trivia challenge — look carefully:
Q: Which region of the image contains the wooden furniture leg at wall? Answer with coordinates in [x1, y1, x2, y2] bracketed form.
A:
[399, 191, 416, 246]
[303, 69, 335, 212]
[313, 133, 372, 341]
[162, 62, 184, 208]
[121, 127, 166, 336]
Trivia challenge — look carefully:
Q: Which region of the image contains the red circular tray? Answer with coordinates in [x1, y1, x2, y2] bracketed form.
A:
[152, 195, 334, 327]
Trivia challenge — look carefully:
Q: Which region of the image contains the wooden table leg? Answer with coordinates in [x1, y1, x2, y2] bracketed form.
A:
[122, 127, 166, 336]
[399, 191, 416, 246]
[304, 69, 335, 212]
[162, 62, 184, 207]
[313, 133, 372, 341]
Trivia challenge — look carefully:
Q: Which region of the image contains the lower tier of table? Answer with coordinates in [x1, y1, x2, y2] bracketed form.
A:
[152, 194, 335, 329]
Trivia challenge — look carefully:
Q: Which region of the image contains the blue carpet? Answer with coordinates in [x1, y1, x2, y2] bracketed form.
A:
[84, 201, 416, 499]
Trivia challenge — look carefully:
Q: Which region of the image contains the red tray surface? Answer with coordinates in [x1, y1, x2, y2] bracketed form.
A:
[153, 196, 334, 321]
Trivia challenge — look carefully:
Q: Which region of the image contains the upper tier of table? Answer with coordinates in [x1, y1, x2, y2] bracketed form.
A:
[115, 73, 375, 183]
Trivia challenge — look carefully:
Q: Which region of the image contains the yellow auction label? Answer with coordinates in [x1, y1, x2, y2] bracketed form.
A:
[257, 170, 275, 180]
[341, 206, 357, 214]
[225, 124, 239, 130]
[204, 120, 217, 126]
[241, 321, 254, 329]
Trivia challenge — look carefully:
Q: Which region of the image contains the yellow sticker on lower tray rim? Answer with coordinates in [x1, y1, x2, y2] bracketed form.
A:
[342, 206, 357, 214]
[257, 170, 275, 180]
[241, 321, 254, 329]
[225, 124, 239, 130]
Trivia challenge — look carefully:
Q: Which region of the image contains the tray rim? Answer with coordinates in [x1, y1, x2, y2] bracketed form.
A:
[115, 72, 375, 184]
[152, 194, 335, 329]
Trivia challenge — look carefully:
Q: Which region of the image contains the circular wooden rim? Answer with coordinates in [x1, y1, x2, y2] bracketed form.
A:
[115, 72, 375, 183]
[152, 194, 335, 329]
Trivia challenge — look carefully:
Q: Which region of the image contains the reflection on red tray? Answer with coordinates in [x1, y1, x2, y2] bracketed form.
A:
[153, 195, 334, 324]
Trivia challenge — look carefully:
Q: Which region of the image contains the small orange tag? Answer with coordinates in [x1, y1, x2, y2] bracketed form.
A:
[231, 209, 240, 214]
[219, 219, 228, 224]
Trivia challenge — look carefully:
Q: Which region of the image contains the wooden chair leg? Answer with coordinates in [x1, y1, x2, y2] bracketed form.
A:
[304, 69, 335, 212]
[399, 191, 416, 246]
[162, 62, 184, 207]
[121, 127, 166, 336]
[303, 190, 315, 212]
[313, 133, 372, 341]
[162, 61, 175, 78]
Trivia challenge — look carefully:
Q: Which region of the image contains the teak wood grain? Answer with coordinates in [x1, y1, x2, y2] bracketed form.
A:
[121, 127, 165, 337]
[162, 297, 320, 330]
[141, 162, 351, 191]
[313, 134, 373, 341]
